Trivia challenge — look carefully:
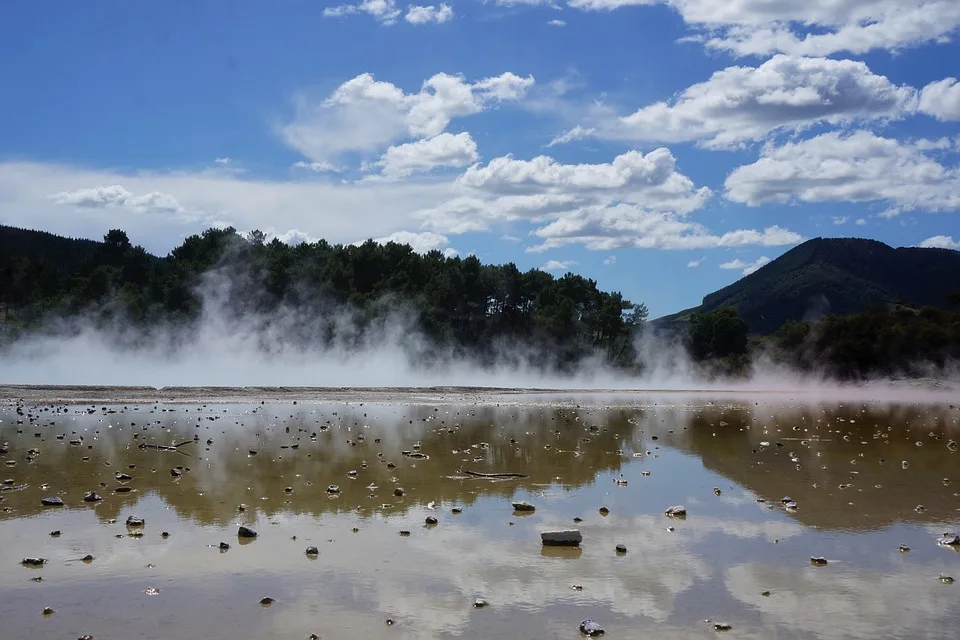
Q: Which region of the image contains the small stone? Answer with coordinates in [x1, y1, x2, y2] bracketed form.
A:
[512, 500, 535, 511]
[915, 505, 926, 513]
[82, 554, 94, 563]
[114, 486, 133, 493]
[399, 530, 411, 537]
[385, 618, 394, 626]
[571, 584, 583, 591]
[713, 487, 722, 496]
[938, 533, 960, 546]
[170, 468, 182, 477]
[810, 556, 829, 566]
[144, 587, 161, 595]
[249, 450, 258, 456]
[78, 635, 94, 640]
[21, 558, 45, 567]
[451, 507, 462, 514]
[573, 517, 583, 523]
[541, 530, 582, 546]
[219, 542, 230, 550]
[579, 619, 604, 636]
[115, 472, 133, 481]
[326, 485, 341, 494]
[41, 496, 63, 507]
[306, 546, 319, 556]
[42, 607, 54, 615]
[125, 516, 145, 527]
[238, 526, 257, 538]
[260, 596, 274, 605]
[761, 591, 771, 597]
[49, 530, 61, 537]
[665, 505, 687, 518]
[394, 488, 405, 497]
[714, 622, 732, 631]
[473, 598, 488, 608]
[940, 575, 955, 584]
[598, 506, 610, 516]
[162, 531, 170, 538]
[425, 516, 438, 525]
[899, 544, 910, 552]
[615, 544, 627, 554]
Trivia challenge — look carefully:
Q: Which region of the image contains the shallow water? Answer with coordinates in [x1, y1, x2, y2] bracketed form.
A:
[1, 395, 959, 639]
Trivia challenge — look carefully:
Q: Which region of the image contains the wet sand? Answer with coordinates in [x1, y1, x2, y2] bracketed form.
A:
[1, 391, 959, 639]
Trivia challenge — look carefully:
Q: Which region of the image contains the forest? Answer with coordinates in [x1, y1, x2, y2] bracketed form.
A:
[2, 225, 958, 380]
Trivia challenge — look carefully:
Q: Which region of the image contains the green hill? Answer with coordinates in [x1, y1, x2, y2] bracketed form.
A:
[656, 237, 960, 335]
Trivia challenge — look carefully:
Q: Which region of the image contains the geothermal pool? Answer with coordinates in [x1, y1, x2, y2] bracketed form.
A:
[1, 387, 958, 639]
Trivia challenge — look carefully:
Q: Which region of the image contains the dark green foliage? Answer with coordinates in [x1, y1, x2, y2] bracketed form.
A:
[687, 307, 749, 360]
[0, 225, 646, 369]
[657, 238, 960, 335]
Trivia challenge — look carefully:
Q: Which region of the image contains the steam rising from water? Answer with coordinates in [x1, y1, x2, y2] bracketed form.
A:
[0, 268, 956, 397]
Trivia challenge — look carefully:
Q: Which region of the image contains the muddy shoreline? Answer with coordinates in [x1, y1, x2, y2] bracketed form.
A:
[0, 380, 956, 406]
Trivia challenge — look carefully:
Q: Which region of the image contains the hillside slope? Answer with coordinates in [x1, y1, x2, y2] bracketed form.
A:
[656, 238, 960, 334]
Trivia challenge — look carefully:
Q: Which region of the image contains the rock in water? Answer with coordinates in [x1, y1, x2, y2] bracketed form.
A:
[425, 516, 438, 525]
[541, 530, 582, 546]
[326, 485, 341, 494]
[83, 492, 102, 503]
[305, 546, 319, 556]
[512, 500, 536, 512]
[125, 516, 145, 527]
[714, 622, 733, 631]
[615, 544, 627, 554]
[238, 526, 257, 538]
[665, 505, 687, 518]
[810, 556, 829, 566]
[21, 557, 45, 567]
[938, 533, 960, 546]
[473, 598, 488, 608]
[41, 496, 63, 507]
[579, 620, 605, 636]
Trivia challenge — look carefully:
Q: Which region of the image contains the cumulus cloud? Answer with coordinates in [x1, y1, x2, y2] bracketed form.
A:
[725, 130, 960, 213]
[405, 3, 454, 24]
[541, 259, 577, 271]
[832, 216, 848, 225]
[564, 0, 960, 57]
[369, 230, 456, 255]
[547, 19, 567, 26]
[372, 132, 479, 178]
[281, 71, 534, 163]
[547, 125, 595, 147]
[917, 235, 960, 249]
[605, 55, 917, 149]
[323, 0, 402, 24]
[855, 218, 868, 226]
[919, 78, 960, 121]
[214, 157, 232, 165]
[687, 257, 703, 267]
[720, 255, 771, 275]
[526, 203, 801, 252]
[50, 185, 195, 219]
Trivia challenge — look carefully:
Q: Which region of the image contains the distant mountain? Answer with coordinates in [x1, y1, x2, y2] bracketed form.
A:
[655, 238, 960, 335]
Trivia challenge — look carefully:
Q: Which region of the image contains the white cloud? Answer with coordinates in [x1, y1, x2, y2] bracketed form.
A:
[919, 78, 960, 121]
[292, 160, 340, 173]
[603, 255, 616, 265]
[369, 230, 455, 254]
[323, 0, 402, 24]
[541, 259, 577, 271]
[547, 125, 595, 147]
[832, 216, 848, 225]
[526, 204, 802, 252]
[562, 0, 960, 57]
[605, 55, 916, 149]
[720, 255, 771, 275]
[725, 130, 960, 213]
[373, 132, 479, 178]
[50, 184, 195, 219]
[917, 235, 960, 249]
[687, 257, 703, 267]
[281, 71, 534, 163]
[214, 157, 232, 165]
[855, 217, 867, 226]
[547, 18, 567, 26]
[405, 4, 454, 24]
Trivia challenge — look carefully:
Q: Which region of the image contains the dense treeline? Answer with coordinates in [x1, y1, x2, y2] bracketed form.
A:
[687, 303, 960, 379]
[0, 226, 648, 369]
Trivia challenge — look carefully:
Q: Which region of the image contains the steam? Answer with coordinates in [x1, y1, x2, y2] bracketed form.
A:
[0, 262, 956, 397]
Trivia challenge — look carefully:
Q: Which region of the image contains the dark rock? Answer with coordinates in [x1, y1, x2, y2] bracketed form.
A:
[473, 597, 488, 608]
[114, 486, 133, 493]
[541, 530, 582, 546]
[665, 505, 687, 518]
[394, 487, 405, 497]
[425, 516, 438, 525]
[161, 531, 170, 538]
[83, 492, 102, 502]
[810, 556, 829, 566]
[114, 472, 133, 481]
[512, 500, 535, 512]
[714, 622, 733, 631]
[78, 635, 94, 640]
[399, 530, 411, 536]
[938, 533, 960, 546]
[260, 597, 274, 605]
[598, 506, 610, 516]
[219, 542, 230, 550]
[579, 619, 604, 636]
[41, 496, 64, 507]
[50, 530, 60, 537]
[326, 485, 341, 494]
[125, 516, 145, 527]
[238, 526, 257, 538]
[940, 575, 955, 584]
[899, 544, 910, 552]
[21, 557, 45, 567]
[615, 544, 627, 554]
[82, 555, 94, 563]
[170, 468, 182, 478]
[42, 607, 54, 615]
[451, 507, 463, 514]
[306, 546, 319, 556]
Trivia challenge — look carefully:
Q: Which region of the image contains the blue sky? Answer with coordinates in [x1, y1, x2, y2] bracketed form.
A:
[1, 1, 959, 317]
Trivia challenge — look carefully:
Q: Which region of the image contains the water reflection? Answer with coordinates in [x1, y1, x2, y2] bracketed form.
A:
[0, 397, 958, 639]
